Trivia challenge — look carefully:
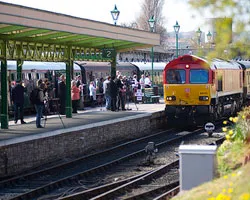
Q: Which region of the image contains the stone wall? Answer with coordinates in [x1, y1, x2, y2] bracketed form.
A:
[0, 112, 166, 177]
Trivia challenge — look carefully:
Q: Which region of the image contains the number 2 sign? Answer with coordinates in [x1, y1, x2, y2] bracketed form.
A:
[102, 48, 115, 58]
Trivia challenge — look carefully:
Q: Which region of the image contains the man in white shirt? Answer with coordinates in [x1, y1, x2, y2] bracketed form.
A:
[103, 76, 111, 110]
[139, 74, 145, 90]
[144, 75, 152, 88]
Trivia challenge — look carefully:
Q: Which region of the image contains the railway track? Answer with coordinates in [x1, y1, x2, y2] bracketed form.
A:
[58, 137, 224, 200]
[0, 125, 224, 200]
[59, 161, 179, 200]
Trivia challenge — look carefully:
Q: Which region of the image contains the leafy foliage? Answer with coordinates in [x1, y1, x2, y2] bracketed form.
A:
[188, 0, 250, 59]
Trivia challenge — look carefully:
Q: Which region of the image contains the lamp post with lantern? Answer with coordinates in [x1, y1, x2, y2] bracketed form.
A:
[173, 21, 180, 58]
[109, 5, 120, 77]
[196, 27, 202, 46]
[207, 31, 212, 51]
[110, 5, 120, 25]
[148, 15, 155, 85]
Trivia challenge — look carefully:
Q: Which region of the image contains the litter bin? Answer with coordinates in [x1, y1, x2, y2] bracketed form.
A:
[153, 85, 158, 96]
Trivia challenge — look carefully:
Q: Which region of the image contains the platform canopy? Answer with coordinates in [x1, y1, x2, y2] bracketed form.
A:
[0, 2, 160, 62]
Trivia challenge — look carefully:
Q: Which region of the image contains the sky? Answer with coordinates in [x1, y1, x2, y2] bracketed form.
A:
[1, 0, 209, 32]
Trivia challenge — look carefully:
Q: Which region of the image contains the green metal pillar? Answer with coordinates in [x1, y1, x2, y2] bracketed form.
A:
[151, 46, 154, 85]
[1, 41, 9, 129]
[110, 52, 117, 78]
[17, 59, 23, 81]
[65, 46, 72, 118]
[176, 33, 179, 58]
[17, 44, 23, 81]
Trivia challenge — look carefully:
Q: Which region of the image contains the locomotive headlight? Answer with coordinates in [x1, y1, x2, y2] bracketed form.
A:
[166, 96, 176, 101]
[199, 96, 209, 101]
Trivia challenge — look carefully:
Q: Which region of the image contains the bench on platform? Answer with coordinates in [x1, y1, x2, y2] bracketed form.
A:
[143, 88, 160, 103]
[150, 95, 160, 103]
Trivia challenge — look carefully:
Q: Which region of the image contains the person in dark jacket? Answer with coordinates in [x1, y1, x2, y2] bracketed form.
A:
[115, 75, 126, 111]
[11, 80, 26, 124]
[109, 76, 118, 111]
[35, 82, 46, 128]
[58, 75, 66, 115]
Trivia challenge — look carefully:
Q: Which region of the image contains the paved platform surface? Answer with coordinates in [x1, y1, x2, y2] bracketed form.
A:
[0, 100, 165, 143]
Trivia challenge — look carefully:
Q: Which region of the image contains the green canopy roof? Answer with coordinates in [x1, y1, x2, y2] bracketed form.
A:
[0, 2, 160, 61]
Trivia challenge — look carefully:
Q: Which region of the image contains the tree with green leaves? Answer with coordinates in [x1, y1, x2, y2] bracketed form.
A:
[189, 0, 250, 59]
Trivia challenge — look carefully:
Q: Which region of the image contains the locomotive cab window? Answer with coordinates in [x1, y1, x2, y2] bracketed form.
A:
[166, 69, 185, 84]
[190, 69, 208, 84]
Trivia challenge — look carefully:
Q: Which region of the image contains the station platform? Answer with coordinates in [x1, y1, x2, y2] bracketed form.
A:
[0, 100, 166, 144]
[0, 99, 167, 177]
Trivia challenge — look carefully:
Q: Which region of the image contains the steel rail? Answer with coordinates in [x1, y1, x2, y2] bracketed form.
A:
[1, 125, 223, 200]
[59, 135, 224, 200]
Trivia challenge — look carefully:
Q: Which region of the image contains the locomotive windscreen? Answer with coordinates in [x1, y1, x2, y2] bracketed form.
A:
[166, 69, 185, 84]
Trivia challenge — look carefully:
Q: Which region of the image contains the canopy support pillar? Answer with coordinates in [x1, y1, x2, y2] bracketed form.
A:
[17, 59, 23, 81]
[110, 51, 117, 78]
[66, 46, 72, 118]
[1, 41, 9, 129]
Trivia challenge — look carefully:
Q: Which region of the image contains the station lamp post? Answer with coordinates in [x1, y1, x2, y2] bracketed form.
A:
[207, 31, 212, 51]
[173, 21, 180, 58]
[110, 5, 120, 25]
[148, 15, 155, 85]
[196, 27, 202, 46]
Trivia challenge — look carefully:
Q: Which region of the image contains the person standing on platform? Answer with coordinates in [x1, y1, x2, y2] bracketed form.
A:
[89, 81, 96, 107]
[121, 76, 127, 109]
[76, 75, 85, 110]
[109, 76, 118, 111]
[103, 76, 111, 110]
[11, 80, 26, 124]
[145, 75, 152, 88]
[76, 75, 82, 88]
[115, 75, 126, 111]
[139, 74, 145, 91]
[71, 80, 80, 113]
[58, 75, 66, 115]
[97, 77, 104, 94]
[35, 82, 46, 128]
[132, 74, 139, 91]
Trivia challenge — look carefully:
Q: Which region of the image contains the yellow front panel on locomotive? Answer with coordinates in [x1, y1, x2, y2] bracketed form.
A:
[164, 84, 212, 106]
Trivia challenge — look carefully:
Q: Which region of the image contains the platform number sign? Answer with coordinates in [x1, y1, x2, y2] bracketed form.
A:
[102, 48, 115, 58]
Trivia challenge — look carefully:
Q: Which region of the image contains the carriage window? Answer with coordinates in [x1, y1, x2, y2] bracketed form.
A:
[36, 73, 40, 80]
[166, 69, 185, 84]
[190, 69, 208, 84]
[28, 73, 32, 80]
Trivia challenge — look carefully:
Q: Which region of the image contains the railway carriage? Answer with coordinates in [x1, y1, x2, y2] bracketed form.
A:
[1, 61, 139, 114]
[6, 61, 83, 113]
[131, 62, 167, 95]
[163, 55, 244, 124]
[76, 61, 140, 86]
